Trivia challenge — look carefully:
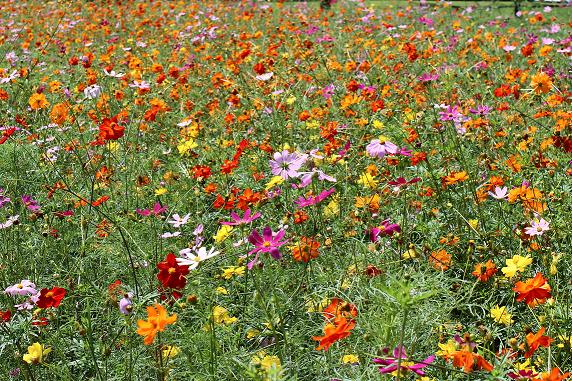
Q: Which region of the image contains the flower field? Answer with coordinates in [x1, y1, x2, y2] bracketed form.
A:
[0, 0, 571, 379]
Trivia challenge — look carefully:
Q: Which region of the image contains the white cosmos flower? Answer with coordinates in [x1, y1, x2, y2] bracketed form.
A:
[176, 246, 220, 269]
[167, 213, 191, 228]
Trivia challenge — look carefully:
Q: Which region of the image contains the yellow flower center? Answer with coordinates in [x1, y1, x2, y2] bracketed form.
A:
[262, 241, 271, 247]
[168, 267, 176, 274]
[45, 291, 54, 298]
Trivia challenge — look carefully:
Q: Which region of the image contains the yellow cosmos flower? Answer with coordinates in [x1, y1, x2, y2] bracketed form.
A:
[23, 343, 51, 364]
[154, 187, 168, 196]
[357, 172, 378, 189]
[213, 225, 233, 243]
[342, 354, 360, 364]
[501, 255, 533, 278]
[372, 120, 385, 129]
[265, 176, 285, 190]
[177, 139, 198, 155]
[212, 306, 237, 325]
[490, 305, 513, 326]
[220, 266, 245, 280]
[162, 345, 180, 359]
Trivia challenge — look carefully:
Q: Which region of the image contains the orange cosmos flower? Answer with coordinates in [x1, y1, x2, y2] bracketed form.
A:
[472, 260, 497, 282]
[513, 273, 551, 307]
[507, 185, 546, 213]
[429, 249, 451, 271]
[291, 237, 320, 263]
[136, 304, 177, 345]
[50, 103, 70, 125]
[536, 368, 570, 381]
[523, 327, 552, 358]
[98, 114, 125, 141]
[452, 349, 493, 373]
[312, 317, 356, 351]
[443, 171, 469, 186]
[322, 298, 358, 321]
[29, 93, 50, 110]
[530, 72, 552, 94]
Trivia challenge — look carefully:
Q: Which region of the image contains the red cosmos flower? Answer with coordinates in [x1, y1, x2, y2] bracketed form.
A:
[31, 317, 49, 326]
[388, 177, 421, 188]
[36, 287, 66, 308]
[0, 127, 17, 145]
[98, 115, 125, 141]
[157, 253, 189, 290]
[0, 309, 11, 322]
[513, 273, 552, 307]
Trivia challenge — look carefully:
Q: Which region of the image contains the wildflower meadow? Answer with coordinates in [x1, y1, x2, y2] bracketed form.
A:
[0, 0, 571, 379]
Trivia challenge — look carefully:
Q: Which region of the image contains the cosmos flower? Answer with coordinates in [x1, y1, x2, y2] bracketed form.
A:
[167, 213, 191, 228]
[5, 280, 37, 296]
[119, 293, 133, 315]
[247, 227, 289, 269]
[136, 303, 177, 345]
[373, 346, 435, 376]
[83, 84, 102, 99]
[23, 343, 51, 365]
[488, 186, 508, 200]
[269, 150, 308, 180]
[294, 188, 336, 208]
[220, 208, 261, 226]
[524, 217, 550, 236]
[36, 287, 66, 308]
[176, 246, 220, 269]
[312, 317, 356, 351]
[157, 253, 189, 290]
[513, 273, 551, 307]
[136, 202, 167, 217]
[369, 220, 401, 241]
[366, 139, 398, 158]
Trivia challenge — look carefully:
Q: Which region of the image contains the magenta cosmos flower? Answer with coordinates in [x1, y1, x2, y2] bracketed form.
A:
[247, 227, 289, 269]
[294, 188, 336, 208]
[373, 346, 435, 376]
[369, 220, 401, 242]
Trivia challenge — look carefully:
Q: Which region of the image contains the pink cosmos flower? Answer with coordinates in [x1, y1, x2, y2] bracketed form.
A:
[524, 218, 550, 236]
[373, 346, 435, 376]
[269, 150, 308, 180]
[247, 227, 289, 269]
[366, 139, 399, 158]
[21, 195, 40, 212]
[0, 188, 10, 208]
[418, 72, 439, 82]
[439, 105, 463, 121]
[220, 208, 261, 226]
[119, 293, 133, 315]
[167, 213, 190, 228]
[5, 280, 37, 296]
[488, 186, 508, 200]
[292, 169, 336, 189]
